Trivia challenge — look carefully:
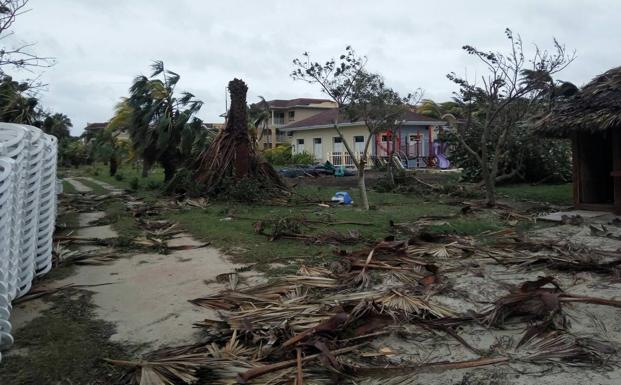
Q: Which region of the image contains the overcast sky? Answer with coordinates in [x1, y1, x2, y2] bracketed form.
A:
[8, 0, 621, 135]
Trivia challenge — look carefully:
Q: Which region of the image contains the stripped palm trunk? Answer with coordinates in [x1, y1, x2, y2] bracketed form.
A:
[195, 78, 287, 196]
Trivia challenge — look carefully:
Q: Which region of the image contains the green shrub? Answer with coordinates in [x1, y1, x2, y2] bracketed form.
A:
[291, 152, 315, 164]
[146, 180, 162, 190]
[263, 144, 315, 165]
[263, 145, 293, 165]
[129, 177, 140, 191]
[163, 168, 205, 196]
[114, 173, 125, 181]
[86, 166, 100, 176]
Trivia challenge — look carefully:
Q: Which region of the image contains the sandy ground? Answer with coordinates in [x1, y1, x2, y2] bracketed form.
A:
[359, 219, 621, 385]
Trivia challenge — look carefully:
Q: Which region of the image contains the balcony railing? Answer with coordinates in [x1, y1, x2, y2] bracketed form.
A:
[272, 118, 286, 127]
[327, 151, 371, 169]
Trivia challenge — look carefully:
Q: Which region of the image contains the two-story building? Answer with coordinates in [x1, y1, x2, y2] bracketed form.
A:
[280, 108, 447, 169]
[254, 98, 336, 149]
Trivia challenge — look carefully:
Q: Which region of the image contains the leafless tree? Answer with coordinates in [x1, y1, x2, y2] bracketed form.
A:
[293, 47, 417, 209]
[0, 0, 54, 75]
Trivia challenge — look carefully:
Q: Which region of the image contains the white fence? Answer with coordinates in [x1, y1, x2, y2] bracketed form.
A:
[327, 151, 371, 169]
[0, 123, 59, 362]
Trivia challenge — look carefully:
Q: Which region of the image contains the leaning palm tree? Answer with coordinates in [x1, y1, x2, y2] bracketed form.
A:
[248, 96, 271, 145]
[126, 61, 203, 181]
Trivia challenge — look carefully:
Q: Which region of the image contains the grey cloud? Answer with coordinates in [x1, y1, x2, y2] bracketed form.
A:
[6, 0, 621, 135]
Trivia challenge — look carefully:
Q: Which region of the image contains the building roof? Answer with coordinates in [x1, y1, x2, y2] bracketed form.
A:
[281, 108, 445, 131]
[536, 66, 621, 137]
[262, 98, 335, 109]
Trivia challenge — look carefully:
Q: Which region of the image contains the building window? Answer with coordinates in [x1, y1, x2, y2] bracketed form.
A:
[381, 135, 388, 142]
[333, 137, 342, 143]
[288, 111, 295, 121]
[297, 139, 304, 145]
[354, 136, 364, 143]
[273, 112, 285, 125]
[313, 138, 321, 144]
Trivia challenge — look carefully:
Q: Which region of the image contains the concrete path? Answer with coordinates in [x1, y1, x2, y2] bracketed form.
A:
[12, 177, 252, 351]
[80, 177, 123, 193]
[70, 180, 243, 349]
[57, 230, 240, 350]
[64, 177, 92, 192]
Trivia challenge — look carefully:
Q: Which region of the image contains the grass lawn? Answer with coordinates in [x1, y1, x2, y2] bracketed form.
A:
[497, 183, 572, 206]
[77, 163, 165, 191]
[168, 186, 460, 271]
[67, 163, 560, 273]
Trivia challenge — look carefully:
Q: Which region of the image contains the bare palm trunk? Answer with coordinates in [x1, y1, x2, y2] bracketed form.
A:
[109, 157, 118, 177]
[141, 161, 150, 178]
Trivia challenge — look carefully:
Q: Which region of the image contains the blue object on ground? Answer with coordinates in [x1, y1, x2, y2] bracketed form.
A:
[331, 191, 353, 205]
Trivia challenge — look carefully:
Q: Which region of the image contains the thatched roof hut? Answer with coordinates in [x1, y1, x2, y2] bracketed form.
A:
[537, 66, 621, 213]
[538, 66, 621, 137]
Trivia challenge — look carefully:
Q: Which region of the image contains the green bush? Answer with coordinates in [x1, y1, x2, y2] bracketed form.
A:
[215, 176, 270, 203]
[114, 173, 125, 181]
[263, 144, 315, 166]
[146, 180, 162, 190]
[292, 152, 315, 164]
[129, 177, 140, 191]
[448, 130, 572, 184]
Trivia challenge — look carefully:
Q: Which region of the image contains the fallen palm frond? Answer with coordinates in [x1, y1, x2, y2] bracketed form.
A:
[106, 353, 212, 385]
[352, 331, 615, 379]
[323, 289, 455, 320]
[515, 331, 616, 367]
[237, 344, 365, 383]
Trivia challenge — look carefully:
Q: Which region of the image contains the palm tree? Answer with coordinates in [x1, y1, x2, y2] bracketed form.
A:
[41, 113, 72, 140]
[126, 61, 203, 181]
[0, 76, 40, 124]
[248, 96, 270, 146]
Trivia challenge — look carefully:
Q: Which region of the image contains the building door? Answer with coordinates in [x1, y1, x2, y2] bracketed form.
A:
[354, 136, 365, 154]
[313, 138, 322, 161]
[296, 138, 305, 154]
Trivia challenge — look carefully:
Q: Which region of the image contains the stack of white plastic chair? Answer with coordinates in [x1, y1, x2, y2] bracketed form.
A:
[0, 124, 26, 302]
[0, 123, 58, 362]
[17, 126, 45, 297]
[35, 134, 58, 276]
[0, 157, 16, 360]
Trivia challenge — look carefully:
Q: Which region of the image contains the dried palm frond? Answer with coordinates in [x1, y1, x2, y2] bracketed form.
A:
[298, 265, 335, 277]
[107, 353, 212, 385]
[482, 290, 565, 327]
[281, 275, 340, 289]
[375, 290, 456, 319]
[406, 242, 461, 259]
[226, 303, 330, 333]
[515, 331, 616, 367]
[207, 330, 253, 359]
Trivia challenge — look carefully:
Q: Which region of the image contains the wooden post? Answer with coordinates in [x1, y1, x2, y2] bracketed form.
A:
[572, 133, 581, 209]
